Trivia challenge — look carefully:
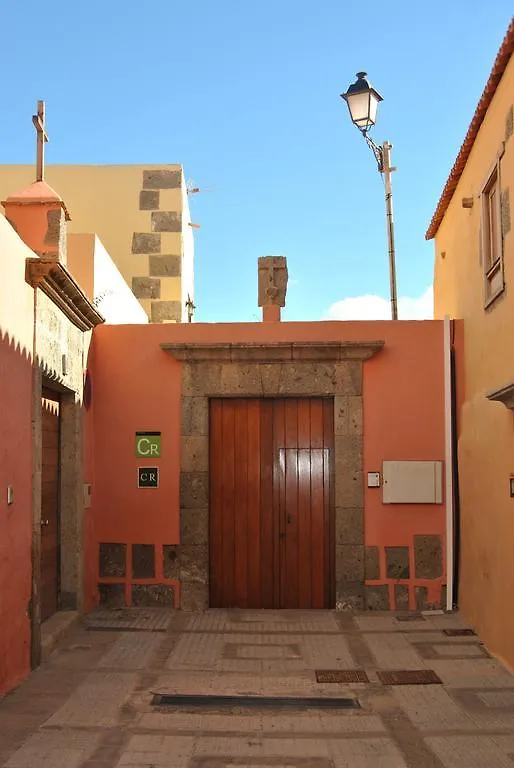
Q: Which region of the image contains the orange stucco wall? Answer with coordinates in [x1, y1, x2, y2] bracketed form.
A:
[0, 218, 36, 696]
[433, 54, 514, 670]
[84, 320, 447, 612]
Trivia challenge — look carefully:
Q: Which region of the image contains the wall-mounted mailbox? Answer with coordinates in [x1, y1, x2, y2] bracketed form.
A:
[367, 472, 381, 488]
[382, 461, 443, 504]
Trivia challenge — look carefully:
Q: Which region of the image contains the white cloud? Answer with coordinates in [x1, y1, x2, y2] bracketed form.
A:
[324, 286, 433, 321]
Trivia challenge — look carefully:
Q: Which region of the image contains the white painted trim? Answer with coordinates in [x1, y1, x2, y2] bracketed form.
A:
[443, 315, 454, 611]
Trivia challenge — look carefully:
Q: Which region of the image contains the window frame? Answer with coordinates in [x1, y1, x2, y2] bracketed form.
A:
[481, 147, 505, 309]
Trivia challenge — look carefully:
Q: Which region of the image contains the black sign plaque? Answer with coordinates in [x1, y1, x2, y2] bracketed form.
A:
[138, 467, 159, 488]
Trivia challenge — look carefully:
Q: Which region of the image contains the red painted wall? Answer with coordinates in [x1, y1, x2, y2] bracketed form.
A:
[84, 320, 449, 611]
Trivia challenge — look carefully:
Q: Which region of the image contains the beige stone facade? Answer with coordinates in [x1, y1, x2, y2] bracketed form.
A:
[0, 165, 195, 323]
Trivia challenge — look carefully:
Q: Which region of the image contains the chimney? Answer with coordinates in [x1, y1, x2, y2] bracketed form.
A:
[2, 182, 70, 265]
[258, 256, 288, 322]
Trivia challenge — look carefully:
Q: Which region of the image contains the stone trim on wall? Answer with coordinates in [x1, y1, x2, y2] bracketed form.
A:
[162, 340, 384, 611]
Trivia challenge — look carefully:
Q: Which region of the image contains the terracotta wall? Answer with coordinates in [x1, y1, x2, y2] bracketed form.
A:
[0, 218, 36, 696]
[84, 320, 448, 612]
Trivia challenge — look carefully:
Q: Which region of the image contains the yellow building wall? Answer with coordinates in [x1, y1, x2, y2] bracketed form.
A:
[0, 165, 194, 323]
[433, 57, 514, 670]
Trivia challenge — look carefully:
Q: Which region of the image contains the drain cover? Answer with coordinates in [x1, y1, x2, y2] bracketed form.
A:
[395, 613, 426, 622]
[377, 669, 442, 686]
[84, 609, 171, 632]
[315, 670, 369, 683]
[443, 628, 476, 637]
[151, 694, 360, 710]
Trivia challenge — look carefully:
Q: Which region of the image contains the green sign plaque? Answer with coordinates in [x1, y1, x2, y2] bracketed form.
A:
[135, 432, 161, 458]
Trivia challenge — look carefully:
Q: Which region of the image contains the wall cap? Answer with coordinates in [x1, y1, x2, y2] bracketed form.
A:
[161, 340, 384, 363]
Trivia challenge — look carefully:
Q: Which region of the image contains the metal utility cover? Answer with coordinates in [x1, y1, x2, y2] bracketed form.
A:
[377, 669, 443, 686]
[443, 628, 476, 637]
[315, 670, 369, 683]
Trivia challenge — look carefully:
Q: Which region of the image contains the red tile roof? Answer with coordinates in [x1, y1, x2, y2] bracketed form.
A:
[426, 17, 514, 240]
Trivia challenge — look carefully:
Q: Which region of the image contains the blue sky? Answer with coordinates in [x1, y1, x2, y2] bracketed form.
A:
[1, 2, 512, 321]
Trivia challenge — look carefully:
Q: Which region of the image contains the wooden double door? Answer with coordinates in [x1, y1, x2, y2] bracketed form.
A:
[41, 388, 61, 622]
[209, 397, 334, 609]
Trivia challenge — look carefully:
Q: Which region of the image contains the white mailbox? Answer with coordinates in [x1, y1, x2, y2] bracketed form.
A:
[382, 461, 443, 504]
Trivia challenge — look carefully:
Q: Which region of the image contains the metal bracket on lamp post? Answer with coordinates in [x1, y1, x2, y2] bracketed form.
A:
[359, 130, 398, 321]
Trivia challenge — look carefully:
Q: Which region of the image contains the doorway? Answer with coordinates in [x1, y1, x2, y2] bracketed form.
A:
[40, 388, 61, 622]
[209, 397, 334, 608]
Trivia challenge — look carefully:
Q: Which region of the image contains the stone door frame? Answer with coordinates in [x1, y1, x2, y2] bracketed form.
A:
[161, 340, 384, 611]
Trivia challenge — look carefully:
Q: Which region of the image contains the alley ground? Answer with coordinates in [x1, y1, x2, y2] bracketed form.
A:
[1, 610, 514, 767]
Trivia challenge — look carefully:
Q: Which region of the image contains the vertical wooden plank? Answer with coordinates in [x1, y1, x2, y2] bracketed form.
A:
[310, 446, 326, 608]
[260, 399, 274, 607]
[234, 400, 249, 607]
[297, 445, 312, 608]
[282, 397, 299, 607]
[40, 391, 60, 622]
[309, 399, 324, 449]
[297, 398, 311, 448]
[246, 400, 261, 607]
[323, 399, 336, 608]
[209, 399, 224, 607]
[273, 399, 285, 608]
[221, 400, 236, 606]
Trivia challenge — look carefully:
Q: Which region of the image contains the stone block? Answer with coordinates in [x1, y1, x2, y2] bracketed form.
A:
[132, 584, 175, 607]
[365, 584, 390, 610]
[415, 586, 429, 611]
[180, 472, 209, 508]
[149, 254, 181, 277]
[258, 255, 288, 307]
[348, 396, 363, 435]
[132, 544, 155, 578]
[280, 363, 335, 395]
[182, 363, 222, 396]
[334, 396, 349, 435]
[220, 364, 263, 396]
[334, 435, 362, 476]
[180, 507, 208, 546]
[143, 169, 181, 189]
[365, 545, 380, 580]
[441, 584, 448, 610]
[180, 435, 208, 472]
[99, 542, 126, 577]
[260, 363, 285, 395]
[336, 544, 364, 583]
[132, 232, 161, 254]
[336, 581, 364, 610]
[335, 507, 363, 545]
[140, 190, 159, 210]
[151, 211, 182, 232]
[180, 545, 208, 583]
[163, 545, 180, 579]
[98, 584, 126, 608]
[394, 584, 410, 611]
[180, 581, 208, 611]
[151, 300, 182, 323]
[414, 534, 442, 579]
[181, 397, 209, 436]
[132, 277, 161, 299]
[386, 546, 410, 579]
[334, 362, 363, 396]
[335, 471, 363, 508]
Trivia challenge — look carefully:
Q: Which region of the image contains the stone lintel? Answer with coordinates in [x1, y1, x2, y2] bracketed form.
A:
[161, 340, 384, 363]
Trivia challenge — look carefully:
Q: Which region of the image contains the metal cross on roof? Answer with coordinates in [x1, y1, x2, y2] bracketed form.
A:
[32, 100, 48, 182]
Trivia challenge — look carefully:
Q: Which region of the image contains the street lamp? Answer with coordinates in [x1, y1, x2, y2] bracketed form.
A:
[341, 72, 398, 320]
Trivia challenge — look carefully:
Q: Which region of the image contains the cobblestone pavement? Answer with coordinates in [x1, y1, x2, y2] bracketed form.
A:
[1, 609, 514, 767]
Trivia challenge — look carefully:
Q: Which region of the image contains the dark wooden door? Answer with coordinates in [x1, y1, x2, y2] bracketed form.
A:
[209, 398, 334, 609]
[41, 388, 60, 622]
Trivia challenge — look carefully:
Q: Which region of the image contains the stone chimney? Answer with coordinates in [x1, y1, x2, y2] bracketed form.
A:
[258, 256, 288, 322]
[2, 181, 70, 265]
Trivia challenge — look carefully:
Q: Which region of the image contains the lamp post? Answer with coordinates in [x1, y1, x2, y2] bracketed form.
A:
[341, 72, 398, 320]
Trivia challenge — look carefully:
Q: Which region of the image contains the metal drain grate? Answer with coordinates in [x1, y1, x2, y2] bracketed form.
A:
[442, 628, 476, 637]
[377, 669, 442, 686]
[315, 670, 369, 683]
[151, 694, 360, 710]
[395, 613, 426, 622]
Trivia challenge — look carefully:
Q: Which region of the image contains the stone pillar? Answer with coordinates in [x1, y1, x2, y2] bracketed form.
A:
[2, 180, 70, 265]
[258, 256, 288, 322]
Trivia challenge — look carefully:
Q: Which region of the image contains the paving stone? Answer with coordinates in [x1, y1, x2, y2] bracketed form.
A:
[117, 734, 194, 766]
[424, 735, 514, 767]
[4, 729, 100, 768]
[364, 633, 425, 670]
[391, 685, 476, 730]
[97, 632, 162, 669]
[43, 672, 138, 727]
[429, 659, 514, 688]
